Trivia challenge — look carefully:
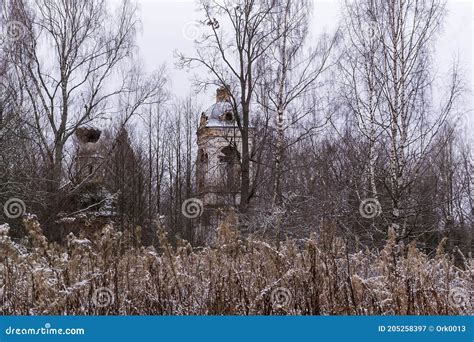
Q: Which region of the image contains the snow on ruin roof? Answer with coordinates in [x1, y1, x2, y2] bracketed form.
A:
[202, 101, 239, 128]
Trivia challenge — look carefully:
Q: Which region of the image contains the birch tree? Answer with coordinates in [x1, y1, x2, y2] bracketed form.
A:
[343, 0, 462, 238]
[262, 0, 336, 206]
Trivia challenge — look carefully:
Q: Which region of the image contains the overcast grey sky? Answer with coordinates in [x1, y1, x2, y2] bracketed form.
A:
[135, 0, 473, 128]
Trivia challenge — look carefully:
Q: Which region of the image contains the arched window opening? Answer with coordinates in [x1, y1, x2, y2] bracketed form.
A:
[199, 149, 208, 163]
[224, 111, 233, 121]
[197, 148, 208, 191]
[218, 145, 240, 191]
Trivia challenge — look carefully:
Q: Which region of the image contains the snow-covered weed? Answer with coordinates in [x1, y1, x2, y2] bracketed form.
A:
[0, 217, 471, 315]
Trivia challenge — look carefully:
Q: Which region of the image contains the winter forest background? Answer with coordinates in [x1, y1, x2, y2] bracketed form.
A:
[0, 0, 473, 315]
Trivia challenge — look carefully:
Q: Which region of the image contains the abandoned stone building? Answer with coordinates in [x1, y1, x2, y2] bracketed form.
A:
[194, 86, 247, 244]
[57, 126, 115, 238]
[75, 126, 105, 184]
[75, 126, 118, 215]
[60, 88, 247, 244]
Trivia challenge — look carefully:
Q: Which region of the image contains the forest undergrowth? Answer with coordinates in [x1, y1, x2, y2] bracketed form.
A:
[0, 215, 472, 315]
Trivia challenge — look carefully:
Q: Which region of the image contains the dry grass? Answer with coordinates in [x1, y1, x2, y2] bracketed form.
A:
[0, 215, 472, 315]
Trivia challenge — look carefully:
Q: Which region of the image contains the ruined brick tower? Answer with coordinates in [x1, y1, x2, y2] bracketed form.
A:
[195, 86, 243, 244]
[73, 126, 114, 216]
[57, 126, 114, 239]
[75, 126, 104, 184]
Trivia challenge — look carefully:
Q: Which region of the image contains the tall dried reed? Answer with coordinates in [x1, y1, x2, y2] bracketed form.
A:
[0, 216, 471, 315]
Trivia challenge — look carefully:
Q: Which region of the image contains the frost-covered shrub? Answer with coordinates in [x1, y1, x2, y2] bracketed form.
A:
[0, 217, 471, 315]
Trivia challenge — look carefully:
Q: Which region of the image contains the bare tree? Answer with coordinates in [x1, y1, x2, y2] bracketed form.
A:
[342, 0, 462, 239]
[260, 0, 337, 206]
[177, 0, 279, 209]
[5, 0, 165, 198]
